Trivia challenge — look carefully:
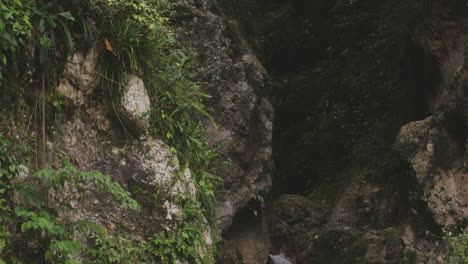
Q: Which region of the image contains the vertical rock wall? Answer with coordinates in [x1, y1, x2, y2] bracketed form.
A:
[207, 1, 467, 263]
[51, 1, 466, 263]
[50, 0, 274, 262]
[170, 0, 274, 232]
[55, 56, 199, 237]
[396, 1, 468, 231]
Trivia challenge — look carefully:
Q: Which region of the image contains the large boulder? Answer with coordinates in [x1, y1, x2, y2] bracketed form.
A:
[395, 9, 468, 230]
[119, 74, 151, 135]
[396, 117, 467, 229]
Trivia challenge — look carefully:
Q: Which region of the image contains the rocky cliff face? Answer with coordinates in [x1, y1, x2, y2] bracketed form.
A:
[396, 2, 468, 231]
[49, 0, 274, 261]
[53, 50, 204, 247]
[170, 0, 274, 232]
[263, 2, 467, 264]
[208, 1, 467, 264]
[10, 0, 466, 263]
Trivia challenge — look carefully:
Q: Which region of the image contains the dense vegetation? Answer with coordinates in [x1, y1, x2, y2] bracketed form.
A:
[0, 0, 218, 263]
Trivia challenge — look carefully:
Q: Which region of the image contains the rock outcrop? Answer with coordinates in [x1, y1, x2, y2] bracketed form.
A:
[396, 117, 467, 229]
[396, 1, 467, 231]
[171, 0, 274, 231]
[50, 107, 195, 237]
[50, 1, 275, 262]
[51, 27, 212, 261]
[120, 74, 151, 134]
[46, 1, 466, 263]
[58, 47, 101, 105]
[262, 2, 467, 263]
[265, 169, 450, 264]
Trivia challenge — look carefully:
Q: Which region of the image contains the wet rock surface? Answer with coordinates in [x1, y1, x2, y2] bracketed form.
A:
[268, 254, 293, 264]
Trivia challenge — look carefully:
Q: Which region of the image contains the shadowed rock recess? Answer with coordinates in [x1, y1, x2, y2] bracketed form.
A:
[211, 0, 467, 263]
[0, 0, 466, 263]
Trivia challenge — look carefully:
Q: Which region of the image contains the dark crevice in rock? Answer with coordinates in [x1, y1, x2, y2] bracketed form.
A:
[217, 200, 271, 264]
[401, 40, 442, 121]
[406, 167, 444, 236]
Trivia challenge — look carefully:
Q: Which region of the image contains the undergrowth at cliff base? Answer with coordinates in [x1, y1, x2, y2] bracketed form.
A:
[0, 133, 141, 263]
[0, 134, 216, 263]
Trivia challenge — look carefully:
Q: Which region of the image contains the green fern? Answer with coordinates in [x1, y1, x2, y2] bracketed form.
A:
[0, 132, 141, 263]
[33, 166, 140, 211]
[9, 165, 141, 263]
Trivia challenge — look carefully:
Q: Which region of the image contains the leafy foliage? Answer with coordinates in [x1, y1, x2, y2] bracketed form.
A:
[0, 0, 32, 86]
[86, 233, 151, 264]
[10, 164, 141, 263]
[147, 195, 212, 264]
[31, 0, 79, 70]
[149, 223, 204, 264]
[27, 166, 140, 211]
[0, 133, 141, 263]
[0, 132, 33, 263]
[444, 230, 468, 264]
[0, 0, 95, 111]
[88, 0, 215, 167]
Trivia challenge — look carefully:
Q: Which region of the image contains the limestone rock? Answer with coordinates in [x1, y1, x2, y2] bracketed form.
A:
[395, 22, 468, 227]
[128, 137, 191, 198]
[264, 167, 452, 264]
[58, 47, 100, 105]
[396, 117, 467, 229]
[120, 74, 151, 135]
[52, 110, 198, 237]
[171, 0, 274, 232]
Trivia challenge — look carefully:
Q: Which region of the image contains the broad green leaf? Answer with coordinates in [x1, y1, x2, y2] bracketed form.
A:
[57, 19, 74, 56]
[46, 17, 56, 28]
[58, 12, 75, 21]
